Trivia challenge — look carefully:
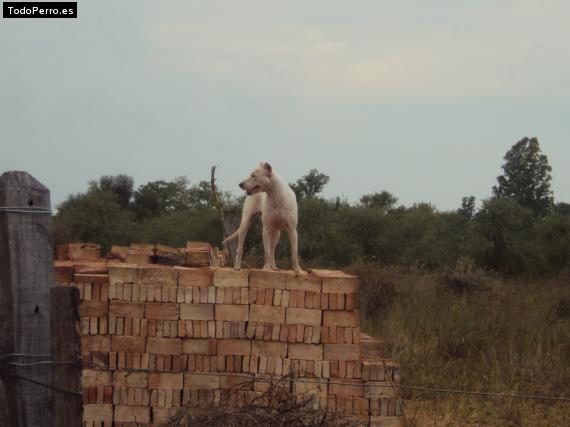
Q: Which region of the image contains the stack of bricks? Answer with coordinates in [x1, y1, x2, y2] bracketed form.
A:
[54, 245, 404, 427]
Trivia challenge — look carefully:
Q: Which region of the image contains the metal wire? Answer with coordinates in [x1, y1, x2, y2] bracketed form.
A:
[87, 361, 570, 403]
[11, 374, 82, 396]
[0, 206, 52, 214]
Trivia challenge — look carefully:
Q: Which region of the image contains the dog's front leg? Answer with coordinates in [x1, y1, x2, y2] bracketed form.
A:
[287, 226, 302, 274]
[262, 226, 273, 271]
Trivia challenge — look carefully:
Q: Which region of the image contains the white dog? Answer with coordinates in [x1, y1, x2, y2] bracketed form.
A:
[223, 162, 302, 273]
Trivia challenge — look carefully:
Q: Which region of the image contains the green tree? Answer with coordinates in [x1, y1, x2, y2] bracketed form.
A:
[88, 174, 134, 208]
[359, 191, 398, 210]
[458, 196, 476, 220]
[492, 137, 553, 215]
[290, 169, 330, 199]
[475, 198, 542, 274]
[53, 191, 137, 252]
[132, 176, 194, 219]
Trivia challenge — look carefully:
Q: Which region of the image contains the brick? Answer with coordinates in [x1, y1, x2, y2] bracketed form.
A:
[323, 310, 359, 327]
[213, 268, 249, 288]
[148, 372, 183, 389]
[74, 273, 108, 283]
[147, 337, 182, 355]
[251, 340, 288, 358]
[54, 262, 74, 282]
[180, 303, 214, 320]
[215, 304, 249, 321]
[363, 382, 399, 399]
[108, 264, 140, 285]
[249, 305, 285, 324]
[217, 339, 251, 355]
[82, 336, 110, 353]
[79, 301, 109, 317]
[369, 417, 405, 427]
[82, 369, 112, 387]
[114, 405, 151, 423]
[310, 269, 358, 293]
[328, 379, 364, 398]
[249, 270, 287, 289]
[83, 404, 113, 423]
[219, 373, 254, 390]
[176, 267, 213, 287]
[288, 343, 323, 360]
[285, 272, 321, 292]
[109, 301, 144, 318]
[111, 336, 146, 353]
[141, 266, 178, 286]
[112, 371, 148, 388]
[145, 302, 179, 320]
[286, 307, 322, 326]
[184, 373, 220, 389]
[74, 261, 107, 274]
[67, 243, 101, 260]
[182, 338, 217, 355]
[324, 344, 360, 361]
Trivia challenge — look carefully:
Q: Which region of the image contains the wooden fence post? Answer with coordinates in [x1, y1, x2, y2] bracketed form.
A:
[0, 171, 55, 426]
[50, 286, 82, 426]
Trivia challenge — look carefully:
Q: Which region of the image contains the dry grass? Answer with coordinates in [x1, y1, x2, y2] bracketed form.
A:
[164, 374, 358, 427]
[348, 261, 570, 426]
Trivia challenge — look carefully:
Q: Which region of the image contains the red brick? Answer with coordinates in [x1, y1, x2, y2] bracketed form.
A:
[249, 305, 285, 323]
[145, 302, 179, 320]
[285, 272, 321, 292]
[180, 303, 214, 320]
[82, 336, 110, 353]
[176, 267, 213, 287]
[215, 304, 249, 321]
[310, 269, 358, 293]
[114, 405, 151, 423]
[322, 310, 359, 327]
[217, 339, 251, 356]
[146, 337, 182, 355]
[324, 344, 360, 361]
[251, 340, 287, 358]
[110, 336, 145, 353]
[328, 379, 364, 398]
[213, 268, 249, 288]
[148, 372, 183, 389]
[182, 338, 217, 355]
[141, 266, 177, 286]
[79, 300, 109, 317]
[288, 343, 323, 360]
[108, 264, 140, 285]
[249, 270, 287, 289]
[286, 307, 322, 326]
[109, 301, 144, 318]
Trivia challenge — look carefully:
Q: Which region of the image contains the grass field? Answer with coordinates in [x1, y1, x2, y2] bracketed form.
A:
[347, 261, 570, 426]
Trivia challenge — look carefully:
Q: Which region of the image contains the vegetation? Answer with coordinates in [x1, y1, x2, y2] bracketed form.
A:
[53, 137, 570, 425]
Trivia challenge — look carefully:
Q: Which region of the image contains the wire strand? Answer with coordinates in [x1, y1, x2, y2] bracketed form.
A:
[87, 361, 570, 403]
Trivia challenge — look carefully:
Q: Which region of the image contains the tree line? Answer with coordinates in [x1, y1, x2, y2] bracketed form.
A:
[54, 137, 570, 275]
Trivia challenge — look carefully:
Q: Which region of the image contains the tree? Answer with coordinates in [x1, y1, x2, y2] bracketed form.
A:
[359, 191, 398, 210]
[132, 176, 194, 219]
[458, 196, 476, 219]
[88, 174, 134, 208]
[54, 191, 137, 252]
[290, 169, 330, 199]
[555, 202, 570, 216]
[492, 137, 553, 215]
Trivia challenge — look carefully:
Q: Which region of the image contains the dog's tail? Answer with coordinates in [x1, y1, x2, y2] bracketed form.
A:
[222, 229, 240, 244]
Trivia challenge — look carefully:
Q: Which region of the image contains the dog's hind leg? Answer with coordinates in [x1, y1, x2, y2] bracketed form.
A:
[287, 226, 302, 274]
[233, 215, 256, 270]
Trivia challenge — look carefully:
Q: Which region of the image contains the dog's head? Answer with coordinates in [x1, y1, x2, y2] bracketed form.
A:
[239, 162, 273, 195]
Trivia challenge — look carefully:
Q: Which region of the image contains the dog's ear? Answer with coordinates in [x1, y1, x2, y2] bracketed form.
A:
[263, 162, 272, 177]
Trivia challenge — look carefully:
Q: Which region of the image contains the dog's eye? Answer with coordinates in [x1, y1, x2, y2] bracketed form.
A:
[251, 174, 256, 178]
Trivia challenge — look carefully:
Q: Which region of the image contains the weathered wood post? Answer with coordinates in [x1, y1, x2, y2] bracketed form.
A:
[50, 286, 82, 426]
[0, 171, 55, 426]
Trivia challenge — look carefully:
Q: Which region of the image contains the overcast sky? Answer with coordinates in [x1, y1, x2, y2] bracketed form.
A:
[1, 1, 569, 210]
